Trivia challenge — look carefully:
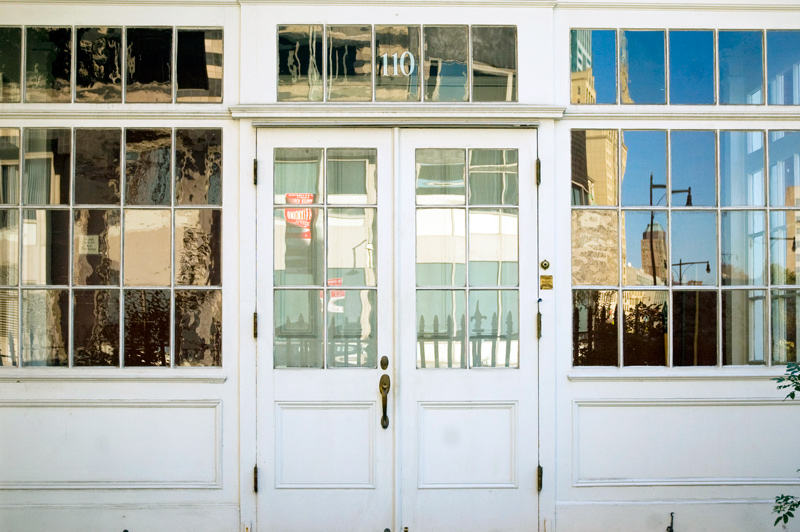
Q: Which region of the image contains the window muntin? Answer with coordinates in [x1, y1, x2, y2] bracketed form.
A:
[571, 128, 800, 367]
[0, 127, 222, 368]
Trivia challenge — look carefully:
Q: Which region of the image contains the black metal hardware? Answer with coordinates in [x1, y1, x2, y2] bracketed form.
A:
[536, 158, 541, 185]
[253, 312, 258, 339]
[666, 512, 674, 532]
[379, 374, 391, 429]
[537, 465, 543, 491]
[253, 159, 258, 185]
[254, 465, 258, 493]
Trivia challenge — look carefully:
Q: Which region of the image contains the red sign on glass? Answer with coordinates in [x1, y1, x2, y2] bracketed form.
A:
[284, 194, 314, 239]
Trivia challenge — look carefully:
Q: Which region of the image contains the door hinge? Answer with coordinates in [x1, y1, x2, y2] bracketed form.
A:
[254, 465, 258, 493]
[253, 312, 258, 339]
[537, 311, 542, 339]
[536, 158, 541, 186]
[537, 464, 543, 492]
[253, 159, 258, 185]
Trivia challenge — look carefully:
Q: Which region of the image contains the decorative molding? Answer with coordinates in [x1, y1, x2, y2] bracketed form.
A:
[563, 107, 800, 121]
[0, 371, 227, 383]
[567, 371, 785, 382]
[0, 0, 239, 5]
[0, 502, 240, 510]
[555, 1, 800, 10]
[574, 397, 798, 407]
[238, 0, 556, 5]
[0, 107, 231, 121]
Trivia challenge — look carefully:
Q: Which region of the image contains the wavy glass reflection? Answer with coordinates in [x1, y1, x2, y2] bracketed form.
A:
[0, 210, 18, 287]
[124, 289, 170, 366]
[23, 128, 70, 206]
[375, 25, 420, 102]
[124, 209, 171, 286]
[772, 289, 800, 363]
[721, 211, 766, 286]
[622, 290, 668, 366]
[0, 290, 17, 367]
[25, 27, 71, 103]
[274, 289, 323, 368]
[423, 26, 468, 102]
[73, 289, 120, 366]
[720, 130, 765, 207]
[0, 129, 19, 204]
[175, 289, 221, 366]
[416, 149, 466, 205]
[328, 208, 376, 287]
[73, 209, 121, 286]
[570, 29, 617, 104]
[327, 26, 372, 102]
[326, 290, 377, 368]
[21, 289, 68, 366]
[177, 29, 223, 103]
[126, 28, 172, 103]
[274, 207, 323, 287]
[571, 210, 618, 286]
[622, 211, 668, 287]
[76, 27, 122, 102]
[722, 289, 766, 365]
[769, 130, 800, 207]
[469, 149, 518, 205]
[570, 130, 619, 206]
[472, 26, 517, 102]
[277, 25, 323, 102]
[175, 209, 221, 286]
[22, 210, 70, 286]
[573, 289, 618, 366]
[621, 130, 667, 207]
[468, 290, 518, 367]
[0, 27, 21, 103]
[768, 31, 800, 106]
[719, 31, 764, 105]
[468, 209, 517, 287]
[125, 128, 171, 206]
[327, 148, 376, 205]
[175, 129, 221, 206]
[74, 129, 121, 205]
[417, 208, 466, 287]
[769, 211, 800, 286]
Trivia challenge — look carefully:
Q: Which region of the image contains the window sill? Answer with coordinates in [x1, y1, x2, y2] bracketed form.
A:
[567, 367, 785, 382]
[0, 369, 227, 383]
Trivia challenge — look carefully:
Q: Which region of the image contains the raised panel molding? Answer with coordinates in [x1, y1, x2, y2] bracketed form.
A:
[573, 398, 800, 487]
[0, 400, 222, 489]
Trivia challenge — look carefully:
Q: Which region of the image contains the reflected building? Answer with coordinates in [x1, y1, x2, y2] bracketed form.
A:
[570, 29, 596, 104]
[640, 221, 668, 283]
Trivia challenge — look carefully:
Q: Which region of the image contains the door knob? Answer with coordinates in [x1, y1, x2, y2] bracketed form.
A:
[379, 374, 391, 429]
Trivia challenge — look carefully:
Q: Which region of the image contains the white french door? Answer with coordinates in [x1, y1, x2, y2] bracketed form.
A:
[256, 127, 538, 532]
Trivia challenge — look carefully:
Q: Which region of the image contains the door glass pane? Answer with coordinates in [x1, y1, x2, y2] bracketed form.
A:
[468, 290, 518, 368]
[326, 289, 376, 368]
[274, 289, 323, 368]
[468, 208, 517, 287]
[0, 27, 22, 103]
[772, 288, 800, 363]
[417, 208, 465, 287]
[275, 148, 322, 205]
[175, 289, 221, 366]
[769, 130, 800, 207]
[472, 26, 517, 102]
[0, 128, 20, 204]
[722, 289, 765, 364]
[423, 26, 468, 102]
[274, 207, 324, 286]
[73, 209, 121, 286]
[672, 290, 717, 366]
[416, 148, 465, 205]
[375, 25, 420, 102]
[570, 29, 617, 104]
[125, 128, 171, 206]
[76, 27, 122, 102]
[622, 290, 668, 366]
[23, 128, 70, 206]
[328, 208, 376, 287]
[719, 30, 764, 105]
[571, 210, 618, 286]
[124, 289, 170, 366]
[74, 128, 122, 205]
[327, 148, 376, 204]
[670, 131, 716, 206]
[620, 30, 665, 104]
[177, 29, 223, 103]
[327, 26, 372, 102]
[417, 289, 465, 368]
[468, 149, 518, 205]
[22, 209, 70, 285]
[25, 27, 71, 103]
[668, 30, 714, 105]
[73, 289, 120, 366]
[721, 210, 766, 286]
[573, 289, 618, 366]
[124, 209, 170, 286]
[21, 289, 68, 366]
[720, 130, 765, 207]
[126, 28, 172, 103]
[277, 25, 323, 102]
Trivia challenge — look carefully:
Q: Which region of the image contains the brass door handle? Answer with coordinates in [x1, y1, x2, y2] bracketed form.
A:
[379, 374, 390, 429]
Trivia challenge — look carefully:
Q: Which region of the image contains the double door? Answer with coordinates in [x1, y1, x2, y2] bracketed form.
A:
[255, 128, 538, 532]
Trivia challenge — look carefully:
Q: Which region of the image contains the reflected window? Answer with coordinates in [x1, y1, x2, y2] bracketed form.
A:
[720, 130, 765, 207]
[423, 26, 469, 102]
[620, 30, 665, 104]
[570, 29, 617, 104]
[669, 30, 714, 105]
[76, 28, 122, 102]
[768, 31, 800, 106]
[177, 29, 223, 103]
[472, 26, 517, 102]
[769, 131, 800, 207]
[327, 26, 372, 102]
[719, 30, 764, 105]
[277, 25, 323, 102]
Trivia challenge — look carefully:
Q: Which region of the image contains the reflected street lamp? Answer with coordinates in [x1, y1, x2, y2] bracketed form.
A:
[672, 259, 711, 286]
[649, 173, 692, 285]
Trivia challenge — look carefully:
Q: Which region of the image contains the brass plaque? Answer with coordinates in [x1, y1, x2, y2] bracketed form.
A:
[540, 275, 553, 290]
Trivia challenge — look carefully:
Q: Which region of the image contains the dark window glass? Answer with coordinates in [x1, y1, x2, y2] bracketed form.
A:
[573, 289, 618, 366]
[472, 26, 517, 102]
[375, 25, 421, 102]
[670, 131, 716, 206]
[622, 290, 668, 366]
[74, 129, 121, 205]
[126, 28, 172, 103]
[175, 289, 221, 366]
[672, 291, 717, 366]
[423, 26, 468, 102]
[25, 27, 71, 103]
[570, 29, 617, 104]
[768, 31, 800, 105]
[125, 128, 171, 206]
[124, 289, 170, 367]
[669, 30, 714, 105]
[175, 129, 221, 205]
[772, 289, 800, 363]
[719, 30, 764, 105]
[177, 29, 222, 103]
[76, 27, 122, 102]
[73, 289, 120, 366]
[0, 27, 22, 103]
[620, 30, 665, 104]
[23, 128, 70, 206]
[277, 25, 323, 102]
[327, 26, 372, 102]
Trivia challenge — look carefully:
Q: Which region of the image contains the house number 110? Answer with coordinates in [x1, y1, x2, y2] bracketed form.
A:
[380, 52, 416, 76]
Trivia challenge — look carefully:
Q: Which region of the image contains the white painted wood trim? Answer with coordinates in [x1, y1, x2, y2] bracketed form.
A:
[555, 1, 800, 11]
[0, 108, 232, 120]
[0, 372, 227, 383]
[564, 108, 800, 121]
[567, 371, 786, 382]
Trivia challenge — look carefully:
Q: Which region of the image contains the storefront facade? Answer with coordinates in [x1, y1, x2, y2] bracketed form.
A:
[1, 1, 799, 531]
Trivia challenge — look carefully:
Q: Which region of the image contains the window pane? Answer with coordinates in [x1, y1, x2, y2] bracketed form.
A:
[573, 289, 618, 366]
[21, 289, 67, 366]
[22, 209, 69, 286]
[472, 26, 517, 102]
[0, 210, 18, 286]
[73, 209, 121, 286]
[669, 30, 714, 105]
[375, 25, 420, 102]
[721, 211, 766, 286]
[423, 26, 468, 102]
[719, 30, 764, 105]
[622, 210, 668, 286]
[327, 26, 372, 102]
[772, 289, 800, 363]
[327, 148, 377, 205]
[326, 289, 377, 368]
[0, 289, 17, 367]
[416, 148, 465, 205]
[175, 129, 221, 206]
[0, 128, 19, 204]
[25, 27, 71, 103]
[468, 290, 518, 368]
[571, 210, 618, 286]
[621, 130, 667, 207]
[769, 130, 800, 207]
[74, 128, 121, 205]
[722, 289, 765, 365]
[175, 209, 221, 286]
[126, 28, 172, 103]
[570, 29, 616, 104]
[768, 31, 800, 105]
[73, 289, 120, 366]
[274, 289, 322, 368]
[670, 131, 716, 206]
[124, 209, 170, 286]
[417, 208, 465, 287]
[328, 208, 376, 287]
[469, 208, 518, 287]
[125, 128, 171, 206]
[274, 207, 323, 286]
[277, 25, 323, 102]
[671, 212, 717, 286]
[76, 27, 122, 102]
[124, 289, 170, 366]
[469, 149, 518, 205]
[175, 289, 221, 366]
[720, 130, 765, 207]
[23, 128, 70, 206]
[0, 27, 21, 103]
[769, 211, 800, 286]
[177, 29, 223, 103]
[622, 290, 668, 366]
[672, 291, 717, 366]
[620, 30, 665, 104]
[417, 289, 465, 368]
[570, 129, 619, 206]
[275, 148, 322, 205]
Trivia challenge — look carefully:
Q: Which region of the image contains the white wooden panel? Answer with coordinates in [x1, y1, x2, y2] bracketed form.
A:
[0, 401, 220, 489]
[418, 402, 517, 488]
[276, 402, 375, 488]
[575, 399, 800, 486]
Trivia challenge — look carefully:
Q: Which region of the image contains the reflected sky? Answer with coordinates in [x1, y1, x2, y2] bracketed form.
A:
[621, 30, 665, 104]
[621, 130, 667, 206]
[719, 31, 763, 105]
[671, 131, 716, 206]
[669, 31, 714, 105]
[769, 130, 800, 206]
[591, 31, 617, 104]
[768, 31, 800, 105]
[671, 212, 717, 286]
